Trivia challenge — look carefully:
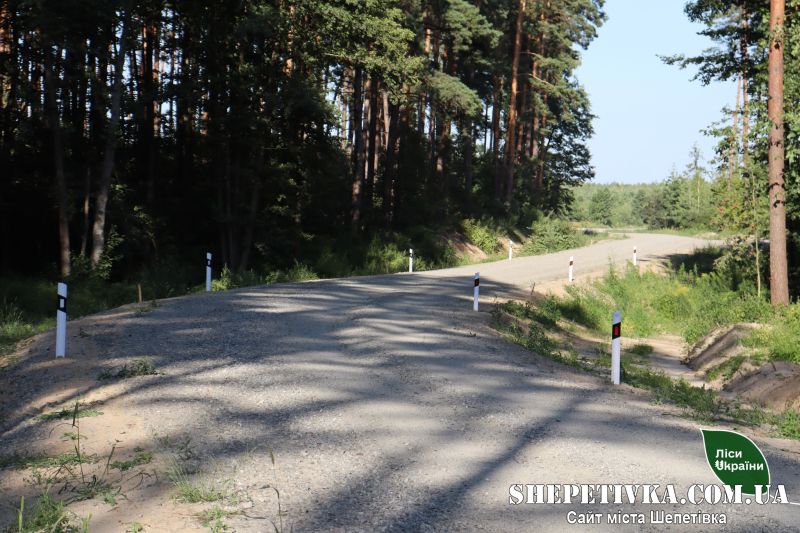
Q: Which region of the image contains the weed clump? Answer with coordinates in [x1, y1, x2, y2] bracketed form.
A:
[38, 405, 102, 422]
[168, 461, 226, 503]
[98, 358, 159, 380]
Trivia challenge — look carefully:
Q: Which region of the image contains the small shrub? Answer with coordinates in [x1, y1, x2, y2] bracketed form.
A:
[462, 218, 501, 254]
[200, 506, 231, 532]
[360, 239, 408, 274]
[522, 217, 587, 255]
[279, 263, 318, 282]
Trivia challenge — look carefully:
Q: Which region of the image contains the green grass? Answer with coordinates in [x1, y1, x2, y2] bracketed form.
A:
[13, 492, 91, 533]
[200, 506, 231, 532]
[623, 365, 721, 420]
[168, 462, 226, 503]
[775, 410, 800, 439]
[495, 302, 800, 439]
[745, 305, 800, 364]
[0, 299, 50, 357]
[98, 358, 160, 380]
[0, 451, 99, 470]
[37, 405, 103, 422]
[553, 260, 772, 344]
[500, 299, 561, 328]
[494, 246, 800, 441]
[110, 450, 153, 472]
[491, 306, 588, 371]
[627, 343, 654, 357]
[704, 355, 747, 382]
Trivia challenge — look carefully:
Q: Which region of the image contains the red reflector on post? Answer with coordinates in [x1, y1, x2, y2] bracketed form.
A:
[612, 323, 621, 339]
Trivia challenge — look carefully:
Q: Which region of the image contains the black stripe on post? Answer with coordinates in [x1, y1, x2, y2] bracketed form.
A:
[612, 322, 621, 340]
[58, 296, 67, 313]
[474, 278, 480, 287]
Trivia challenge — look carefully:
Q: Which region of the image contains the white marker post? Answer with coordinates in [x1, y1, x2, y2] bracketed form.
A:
[473, 272, 480, 311]
[508, 239, 513, 261]
[633, 246, 638, 266]
[568, 256, 574, 283]
[56, 282, 67, 358]
[205, 252, 212, 292]
[409, 249, 414, 273]
[611, 311, 622, 385]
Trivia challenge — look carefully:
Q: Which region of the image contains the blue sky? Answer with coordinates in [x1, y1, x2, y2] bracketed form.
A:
[574, 0, 736, 184]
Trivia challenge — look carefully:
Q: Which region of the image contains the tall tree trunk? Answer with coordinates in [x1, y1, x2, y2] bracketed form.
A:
[365, 75, 378, 218]
[463, 121, 473, 202]
[504, 0, 526, 204]
[45, 44, 70, 278]
[741, 10, 750, 165]
[491, 75, 502, 200]
[90, 10, 132, 267]
[727, 75, 741, 188]
[383, 101, 400, 225]
[142, 15, 159, 207]
[535, 106, 547, 191]
[436, 115, 450, 195]
[239, 150, 263, 272]
[768, 0, 788, 305]
[1, 2, 13, 140]
[350, 66, 365, 227]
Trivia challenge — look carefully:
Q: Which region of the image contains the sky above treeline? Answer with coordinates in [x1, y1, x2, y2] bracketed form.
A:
[575, 0, 736, 184]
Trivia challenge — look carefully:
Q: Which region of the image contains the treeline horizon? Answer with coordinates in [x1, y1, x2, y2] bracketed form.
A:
[0, 0, 603, 280]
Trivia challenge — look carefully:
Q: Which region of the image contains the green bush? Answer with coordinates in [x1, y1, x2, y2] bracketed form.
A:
[279, 263, 319, 282]
[359, 239, 408, 275]
[462, 218, 501, 254]
[314, 246, 353, 278]
[522, 217, 587, 255]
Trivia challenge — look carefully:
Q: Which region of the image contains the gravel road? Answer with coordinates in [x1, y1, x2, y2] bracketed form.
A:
[3, 233, 800, 531]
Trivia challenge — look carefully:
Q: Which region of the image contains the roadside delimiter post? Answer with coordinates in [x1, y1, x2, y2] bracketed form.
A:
[56, 282, 67, 358]
[409, 248, 414, 273]
[473, 272, 480, 311]
[206, 252, 212, 292]
[611, 311, 621, 385]
[569, 256, 574, 283]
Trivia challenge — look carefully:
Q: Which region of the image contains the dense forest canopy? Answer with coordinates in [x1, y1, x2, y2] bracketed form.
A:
[0, 0, 605, 279]
[2, 0, 800, 301]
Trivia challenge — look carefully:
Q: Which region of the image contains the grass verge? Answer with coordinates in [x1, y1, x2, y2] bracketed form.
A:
[492, 301, 800, 440]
